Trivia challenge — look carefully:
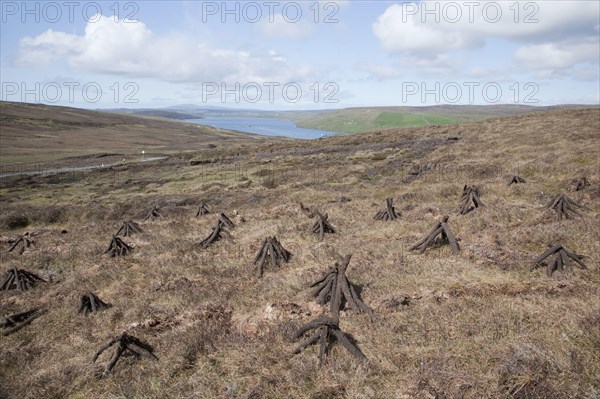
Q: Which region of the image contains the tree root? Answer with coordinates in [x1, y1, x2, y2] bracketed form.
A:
[299, 202, 315, 218]
[1, 308, 47, 336]
[104, 235, 133, 257]
[374, 198, 399, 221]
[196, 203, 210, 217]
[410, 215, 460, 254]
[293, 316, 367, 365]
[311, 211, 336, 241]
[116, 220, 143, 237]
[145, 206, 162, 220]
[78, 292, 111, 315]
[1, 267, 45, 291]
[7, 232, 35, 254]
[531, 244, 588, 277]
[199, 218, 234, 249]
[569, 177, 589, 192]
[507, 176, 526, 186]
[546, 193, 589, 220]
[253, 236, 292, 277]
[217, 212, 235, 229]
[458, 185, 484, 215]
[310, 254, 372, 318]
[92, 332, 158, 377]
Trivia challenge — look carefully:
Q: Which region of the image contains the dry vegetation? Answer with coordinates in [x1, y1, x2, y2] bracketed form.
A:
[0, 107, 599, 399]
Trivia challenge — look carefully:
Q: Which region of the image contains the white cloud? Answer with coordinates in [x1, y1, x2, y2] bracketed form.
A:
[259, 15, 314, 39]
[373, 1, 599, 53]
[16, 14, 316, 85]
[373, 3, 482, 53]
[358, 54, 461, 81]
[372, 1, 599, 78]
[514, 41, 599, 70]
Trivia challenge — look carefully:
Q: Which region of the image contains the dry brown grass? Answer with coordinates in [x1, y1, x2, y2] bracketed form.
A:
[0, 108, 599, 398]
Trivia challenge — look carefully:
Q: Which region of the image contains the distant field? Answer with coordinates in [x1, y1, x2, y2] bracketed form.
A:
[288, 109, 481, 133]
[283, 104, 593, 133]
[374, 111, 458, 128]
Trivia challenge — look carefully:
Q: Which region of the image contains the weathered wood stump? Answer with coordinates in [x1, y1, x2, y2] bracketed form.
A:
[199, 219, 233, 249]
[1, 308, 47, 336]
[546, 193, 589, 220]
[531, 244, 588, 276]
[7, 232, 35, 254]
[116, 220, 143, 237]
[217, 212, 235, 229]
[253, 236, 292, 277]
[311, 211, 336, 241]
[410, 215, 460, 254]
[299, 202, 315, 218]
[92, 332, 158, 376]
[569, 177, 590, 192]
[310, 254, 372, 318]
[507, 176, 526, 186]
[374, 198, 399, 221]
[195, 203, 210, 217]
[145, 206, 162, 220]
[1, 267, 45, 291]
[78, 292, 111, 315]
[458, 185, 484, 215]
[293, 316, 367, 366]
[104, 235, 133, 257]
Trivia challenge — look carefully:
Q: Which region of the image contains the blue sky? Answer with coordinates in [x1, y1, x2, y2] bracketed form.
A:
[1, 0, 598, 109]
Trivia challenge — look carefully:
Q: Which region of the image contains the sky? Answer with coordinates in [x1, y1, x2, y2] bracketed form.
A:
[1, 0, 599, 110]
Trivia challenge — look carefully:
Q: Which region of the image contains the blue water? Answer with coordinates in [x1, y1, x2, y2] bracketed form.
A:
[186, 117, 336, 139]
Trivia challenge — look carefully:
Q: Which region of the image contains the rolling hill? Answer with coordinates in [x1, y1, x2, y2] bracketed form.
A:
[281, 104, 596, 133]
[0, 101, 278, 163]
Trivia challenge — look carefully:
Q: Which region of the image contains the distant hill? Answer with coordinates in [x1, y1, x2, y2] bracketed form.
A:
[105, 104, 598, 133]
[0, 101, 278, 163]
[277, 104, 597, 133]
[108, 109, 201, 120]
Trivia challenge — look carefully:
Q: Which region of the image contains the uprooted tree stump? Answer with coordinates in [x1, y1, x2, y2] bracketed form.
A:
[195, 203, 210, 217]
[104, 235, 133, 257]
[458, 185, 484, 215]
[547, 193, 590, 220]
[293, 316, 367, 366]
[116, 220, 143, 237]
[374, 198, 399, 221]
[78, 292, 111, 316]
[199, 219, 233, 249]
[7, 232, 35, 254]
[1, 308, 47, 336]
[531, 244, 588, 277]
[253, 237, 292, 277]
[410, 215, 460, 255]
[310, 254, 372, 318]
[569, 177, 590, 192]
[299, 202, 315, 218]
[1, 267, 45, 291]
[145, 206, 162, 220]
[92, 332, 158, 376]
[217, 212, 235, 229]
[507, 175, 526, 186]
[311, 211, 336, 241]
